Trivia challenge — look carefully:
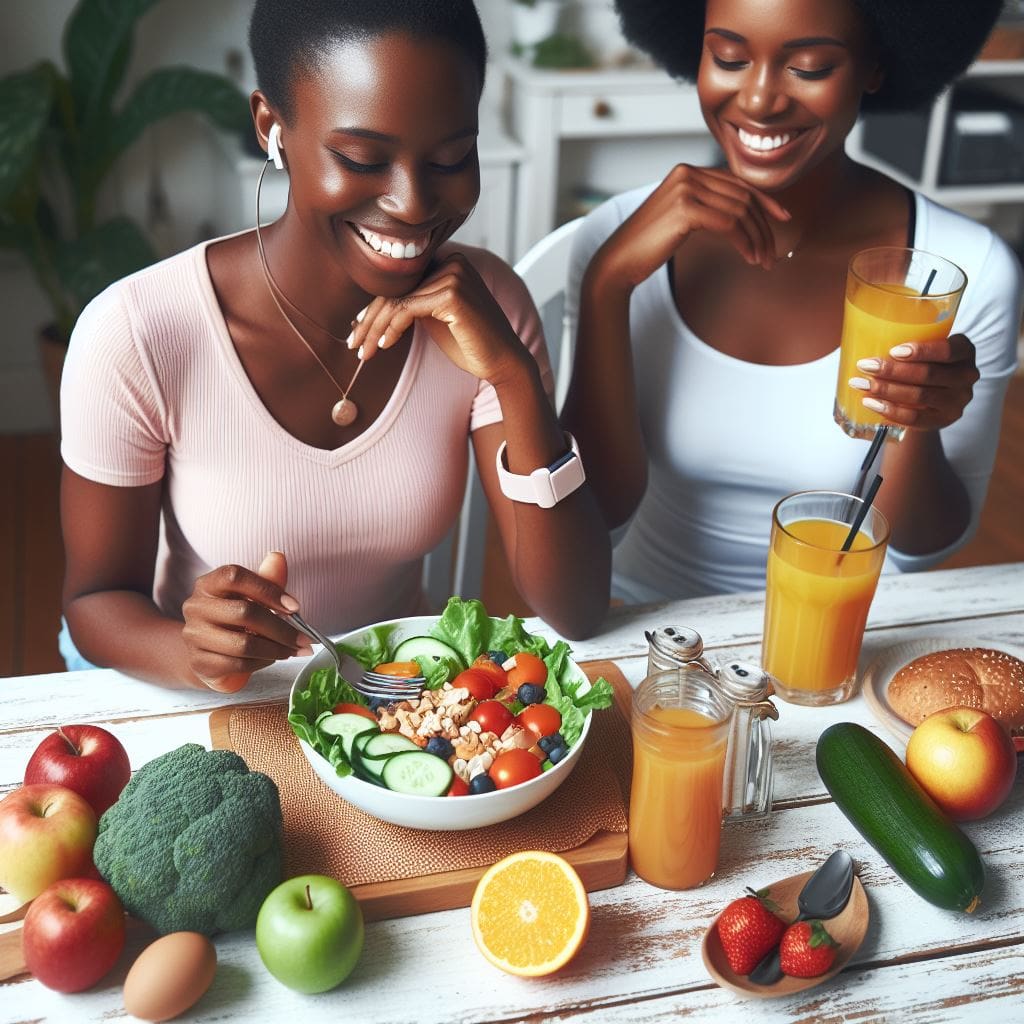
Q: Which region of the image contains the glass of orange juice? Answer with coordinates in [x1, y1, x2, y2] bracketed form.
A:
[762, 490, 890, 707]
[835, 247, 966, 441]
[629, 667, 774, 890]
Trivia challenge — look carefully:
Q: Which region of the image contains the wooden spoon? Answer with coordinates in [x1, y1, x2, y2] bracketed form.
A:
[701, 868, 869, 999]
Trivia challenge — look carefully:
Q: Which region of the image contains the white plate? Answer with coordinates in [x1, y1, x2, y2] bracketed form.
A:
[289, 615, 593, 831]
[861, 637, 1024, 747]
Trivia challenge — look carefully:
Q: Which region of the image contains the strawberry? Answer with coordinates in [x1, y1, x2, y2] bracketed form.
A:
[779, 920, 840, 978]
[715, 887, 786, 975]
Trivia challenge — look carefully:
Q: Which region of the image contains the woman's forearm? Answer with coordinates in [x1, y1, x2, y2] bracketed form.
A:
[875, 429, 971, 555]
[485, 360, 611, 639]
[64, 591, 203, 689]
[559, 255, 648, 527]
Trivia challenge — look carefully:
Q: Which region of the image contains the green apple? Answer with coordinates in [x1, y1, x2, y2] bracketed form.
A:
[255, 874, 364, 993]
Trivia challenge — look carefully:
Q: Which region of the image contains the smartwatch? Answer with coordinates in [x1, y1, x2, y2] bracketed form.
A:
[495, 433, 586, 509]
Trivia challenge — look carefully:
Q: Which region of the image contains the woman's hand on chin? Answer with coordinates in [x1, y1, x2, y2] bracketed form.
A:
[344, 252, 529, 383]
[595, 163, 792, 293]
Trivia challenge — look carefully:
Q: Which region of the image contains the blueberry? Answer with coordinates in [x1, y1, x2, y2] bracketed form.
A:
[469, 774, 497, 795]
[487, 649, 508, 666]
[425, 737, 454, 760]
[367, 697, 391, 712]
[517, 683, 546, 706]
[538, 732, 564, 753]
[548, 745, 569, 764]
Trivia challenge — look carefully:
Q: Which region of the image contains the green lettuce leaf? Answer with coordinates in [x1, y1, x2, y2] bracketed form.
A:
[430, 597, 493, 667]
[416, 654, 462, 690]
[336, 623, 396, 669]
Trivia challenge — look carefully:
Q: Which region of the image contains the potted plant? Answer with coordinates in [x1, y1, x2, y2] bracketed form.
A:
[0, 0, 250, 403]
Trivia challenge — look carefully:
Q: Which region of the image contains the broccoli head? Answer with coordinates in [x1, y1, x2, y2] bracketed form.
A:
[93, 743, 283, 935]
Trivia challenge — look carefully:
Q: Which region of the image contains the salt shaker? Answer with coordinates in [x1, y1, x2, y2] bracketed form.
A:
[644, 626, 778, 819]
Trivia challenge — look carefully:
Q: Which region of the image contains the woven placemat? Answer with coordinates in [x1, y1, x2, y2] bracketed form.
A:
[210, 662, 633, 889]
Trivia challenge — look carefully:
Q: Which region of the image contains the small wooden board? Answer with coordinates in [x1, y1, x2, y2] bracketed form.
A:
[209, 659, 632, 922]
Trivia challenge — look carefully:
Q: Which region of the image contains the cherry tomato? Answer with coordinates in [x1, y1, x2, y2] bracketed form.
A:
[471, 654, 508, 690]
[332, 702, 377, 722]
[453, 668, 497, 702]
[489, 748, 543, 789]
[372, 661, 422, 677]
[505, 652, 548, 688]
[516, 703, 562, 741]
[469, 700, 514, 737]
[447, 775, 470, 797]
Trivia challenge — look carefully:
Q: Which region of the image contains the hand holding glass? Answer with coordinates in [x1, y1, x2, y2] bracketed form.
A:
[834, 247, 966, 441]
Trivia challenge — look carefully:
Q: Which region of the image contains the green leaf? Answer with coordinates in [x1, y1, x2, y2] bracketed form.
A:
[0, 65, 55, 207]
[53, 216, 156, 307]
[431, 597, 493, 668]
[336, 623, 396, 670]
[63, 0, 161, 126]
[106, 67, 250, 164]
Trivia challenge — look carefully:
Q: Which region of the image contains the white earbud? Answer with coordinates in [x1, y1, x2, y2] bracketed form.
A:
[267, 122, 284, 170]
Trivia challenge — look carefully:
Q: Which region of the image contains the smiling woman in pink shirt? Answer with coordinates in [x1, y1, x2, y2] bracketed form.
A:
[59, 0, 610, 691]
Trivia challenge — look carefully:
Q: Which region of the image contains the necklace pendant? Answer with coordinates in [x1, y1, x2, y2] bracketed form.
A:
[331, 398, 358, 427]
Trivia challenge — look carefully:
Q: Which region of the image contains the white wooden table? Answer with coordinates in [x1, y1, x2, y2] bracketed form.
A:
[2, 563, 1022, 1023]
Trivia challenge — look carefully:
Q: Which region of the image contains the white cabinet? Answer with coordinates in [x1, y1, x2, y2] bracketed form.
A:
[212, 105, 524, 262]
[847, 60, 1024, 212]
[501, 56, 715, 258]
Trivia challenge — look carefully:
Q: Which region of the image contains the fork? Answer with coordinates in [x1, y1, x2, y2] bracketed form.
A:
[285, 612, 424, 701]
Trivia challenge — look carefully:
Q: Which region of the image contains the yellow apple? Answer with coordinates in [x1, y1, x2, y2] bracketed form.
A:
[906, 707, 1017, 821]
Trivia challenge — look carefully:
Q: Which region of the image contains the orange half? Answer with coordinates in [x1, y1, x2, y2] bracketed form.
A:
[470, 851, 590, 977]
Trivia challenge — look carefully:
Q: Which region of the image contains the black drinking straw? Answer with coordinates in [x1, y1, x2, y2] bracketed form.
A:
[841, 473, 883, 552]
[852, 425, 888, 497]
[922, 266, 938, 295]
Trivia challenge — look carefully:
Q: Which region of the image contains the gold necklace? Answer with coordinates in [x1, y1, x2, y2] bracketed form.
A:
[254, 159, 364, 427]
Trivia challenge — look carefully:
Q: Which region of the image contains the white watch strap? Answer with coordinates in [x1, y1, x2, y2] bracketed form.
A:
[495, 433, 585, 509]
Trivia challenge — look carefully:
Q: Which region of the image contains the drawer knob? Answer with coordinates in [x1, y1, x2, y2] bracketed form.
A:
[593, 100, 613, 118]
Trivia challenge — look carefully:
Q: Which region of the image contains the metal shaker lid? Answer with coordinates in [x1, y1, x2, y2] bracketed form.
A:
[718, 661, 772, 703]
[646, 626, 704, 664]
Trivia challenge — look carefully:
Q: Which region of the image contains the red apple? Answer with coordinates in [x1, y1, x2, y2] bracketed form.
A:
[0, 785, 97, 902]
[22, 877, 125, 992]
[906, 707, 1018, 821]
[24, 724, 131, 816]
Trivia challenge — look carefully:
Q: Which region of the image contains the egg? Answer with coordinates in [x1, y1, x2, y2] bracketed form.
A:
[123, 931, 217, 1022]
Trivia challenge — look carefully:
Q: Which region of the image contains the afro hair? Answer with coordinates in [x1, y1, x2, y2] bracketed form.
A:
[250, 0, 487, 121]
[613, 0, 1006, 111]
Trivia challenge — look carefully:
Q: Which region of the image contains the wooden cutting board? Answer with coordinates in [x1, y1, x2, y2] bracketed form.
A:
[1, 662, 633, 982]
[210, 659, 633, 922]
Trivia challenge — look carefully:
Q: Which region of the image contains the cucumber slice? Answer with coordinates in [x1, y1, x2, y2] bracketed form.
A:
[362, 732, 421, 760]
[320, 713, 378, 760]
[351, 729, 385, 783]
[392, 635, 463, 668]
[381, 751, 454, 797]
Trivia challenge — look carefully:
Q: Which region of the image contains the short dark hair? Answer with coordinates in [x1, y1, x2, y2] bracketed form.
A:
[613, 0, 1005, 111]
[249, 0, 488, 121]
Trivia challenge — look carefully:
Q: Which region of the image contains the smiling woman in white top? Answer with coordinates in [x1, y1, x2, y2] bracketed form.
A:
[561, 0, 1020, 603]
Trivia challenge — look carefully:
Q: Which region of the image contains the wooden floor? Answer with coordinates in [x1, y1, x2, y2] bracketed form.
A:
[3, 375, 1022, 676]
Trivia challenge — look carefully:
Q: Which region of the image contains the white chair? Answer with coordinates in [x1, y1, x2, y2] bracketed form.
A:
[420, 217, 585, 607]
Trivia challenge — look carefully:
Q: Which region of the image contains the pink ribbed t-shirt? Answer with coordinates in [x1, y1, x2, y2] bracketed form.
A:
[60, 237, 551, 633]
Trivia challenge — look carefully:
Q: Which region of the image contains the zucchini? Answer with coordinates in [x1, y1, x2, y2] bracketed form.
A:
[816, 722, 984, 912]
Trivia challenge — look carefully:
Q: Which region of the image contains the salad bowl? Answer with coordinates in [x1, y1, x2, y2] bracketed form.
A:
[288, 612, 598, 830]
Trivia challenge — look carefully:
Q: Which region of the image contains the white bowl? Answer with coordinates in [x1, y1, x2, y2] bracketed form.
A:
[288, 615, 592, 830]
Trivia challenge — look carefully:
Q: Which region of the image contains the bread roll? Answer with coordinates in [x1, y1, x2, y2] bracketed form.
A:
[887, 647, 1024, 739]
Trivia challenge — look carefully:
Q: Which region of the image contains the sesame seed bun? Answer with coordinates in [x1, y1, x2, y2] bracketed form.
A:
[887, 647, 1024, 742]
